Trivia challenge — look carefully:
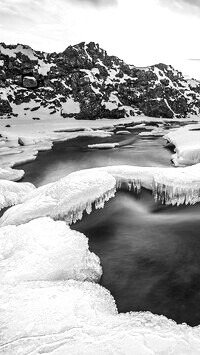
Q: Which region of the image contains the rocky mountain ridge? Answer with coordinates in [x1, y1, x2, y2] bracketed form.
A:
[0, 41, 200, 119]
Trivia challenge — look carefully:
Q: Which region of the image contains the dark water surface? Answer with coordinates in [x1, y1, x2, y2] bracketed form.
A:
[17, 130, 200, 326]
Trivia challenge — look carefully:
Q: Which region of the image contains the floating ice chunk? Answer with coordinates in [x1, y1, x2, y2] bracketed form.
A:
[0, 167, 24, 181]
[116, 130, 131, 135]
[88, 143, 119, 149]
[0, 170, 116, 226]
[0, 217, 102, 284]
[1, 281, 200, 354]
[0, 180, 35, 211]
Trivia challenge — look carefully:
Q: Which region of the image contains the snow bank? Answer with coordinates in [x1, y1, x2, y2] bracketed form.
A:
[0, 217, 102, 284]
[0, 180, 35, 211]
[0, 170, 116, 226]
[164, 124, 200, 166]
[0, 167, 24, 181]
[1, 281, 200, 355]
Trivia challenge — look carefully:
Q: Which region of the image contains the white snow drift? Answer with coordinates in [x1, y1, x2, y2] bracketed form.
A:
[0, 217, 102, 284]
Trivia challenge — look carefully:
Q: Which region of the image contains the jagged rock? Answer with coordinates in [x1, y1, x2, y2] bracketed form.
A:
[0, 41, 200, 119]
[23, 76, 37, 88]
[0, 98, 12, 115]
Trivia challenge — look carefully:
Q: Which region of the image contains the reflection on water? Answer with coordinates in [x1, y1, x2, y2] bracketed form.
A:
[17, 131, 200, 326]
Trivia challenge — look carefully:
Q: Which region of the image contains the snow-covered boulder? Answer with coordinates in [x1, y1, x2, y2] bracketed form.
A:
[0, 217, 102, 284]
[0, 167, 24, 181]
[0, 179, 35, 211]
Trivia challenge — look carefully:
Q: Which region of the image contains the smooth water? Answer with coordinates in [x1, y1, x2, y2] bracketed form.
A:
[17, 128, 200, 326]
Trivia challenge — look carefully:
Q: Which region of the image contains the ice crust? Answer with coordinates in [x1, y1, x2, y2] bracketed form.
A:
[0, 179, 35, 211]
[0, 217, 102, 284]
[1, 164, 200, 226]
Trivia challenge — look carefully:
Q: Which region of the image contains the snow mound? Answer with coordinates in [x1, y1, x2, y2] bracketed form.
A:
[0, 170, 116, 226]
[0, 167, 24, 181]
[0, 180, 35, 211]
[1, 281, 200, 355]
[0, 217, 102, 284]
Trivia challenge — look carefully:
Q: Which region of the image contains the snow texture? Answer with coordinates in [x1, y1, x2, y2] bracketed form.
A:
[1, 281, 200, 354]
[0, 217, 102, 284]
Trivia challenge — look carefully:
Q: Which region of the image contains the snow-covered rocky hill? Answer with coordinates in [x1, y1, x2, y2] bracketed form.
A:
[0, 41, 200, 120]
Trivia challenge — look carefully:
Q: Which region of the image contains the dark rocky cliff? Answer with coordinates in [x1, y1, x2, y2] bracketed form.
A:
[0, 41, 200, 119]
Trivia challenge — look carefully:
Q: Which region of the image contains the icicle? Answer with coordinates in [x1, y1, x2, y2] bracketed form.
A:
[59, 187, 116, 225]
[116, 178, 141, 194]
[152, 178, 200, 206]
[86, 202, 92, 214]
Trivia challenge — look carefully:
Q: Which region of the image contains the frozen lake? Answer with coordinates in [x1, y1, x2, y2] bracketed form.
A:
[17, 127, 200, 326]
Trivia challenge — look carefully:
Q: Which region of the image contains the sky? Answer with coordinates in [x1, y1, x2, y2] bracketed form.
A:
[0, 0, 200, 79]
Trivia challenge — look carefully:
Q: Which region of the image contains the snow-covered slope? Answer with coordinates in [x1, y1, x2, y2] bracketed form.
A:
[1, 42, 200, 119]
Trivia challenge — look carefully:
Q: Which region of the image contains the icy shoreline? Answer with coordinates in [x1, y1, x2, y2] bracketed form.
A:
[0, 115, 198, 178]
[2, 166, 200, 353]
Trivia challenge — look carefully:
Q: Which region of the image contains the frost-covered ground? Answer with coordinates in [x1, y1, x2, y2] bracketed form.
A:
[2, 117, 200, 354]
